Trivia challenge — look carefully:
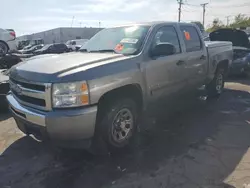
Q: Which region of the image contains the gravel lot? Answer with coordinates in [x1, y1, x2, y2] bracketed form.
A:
[1, 79, 250, 188]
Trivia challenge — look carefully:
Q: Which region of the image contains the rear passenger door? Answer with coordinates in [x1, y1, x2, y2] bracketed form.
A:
[48, 45, 56, 53]
[179, 25, 207, 90]
[58, 44, 68, 53]
[145, 25, 188, 105]
[54, 44, 63, 53]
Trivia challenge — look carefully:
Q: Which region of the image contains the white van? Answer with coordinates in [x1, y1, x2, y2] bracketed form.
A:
[66, 39, 89, 51]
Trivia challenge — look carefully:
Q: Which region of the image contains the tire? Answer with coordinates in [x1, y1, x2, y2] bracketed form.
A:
[206, 68, 225, 98]
[96, 98, 138, 151]
[0, 41, 9, 56]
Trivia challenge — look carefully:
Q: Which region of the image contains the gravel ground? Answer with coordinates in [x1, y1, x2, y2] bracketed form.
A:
[1, 79, 250, 188]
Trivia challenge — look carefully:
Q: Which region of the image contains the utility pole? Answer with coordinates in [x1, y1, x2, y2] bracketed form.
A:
[71, 16, 75, 27]
[201, 3, 208, 26]
[226, 16, 230, 26]
[177, 0, 183, 22]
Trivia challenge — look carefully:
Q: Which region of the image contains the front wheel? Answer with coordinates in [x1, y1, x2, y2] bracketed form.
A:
[96, 98, 138, 151]
[206, 69, 225, 98]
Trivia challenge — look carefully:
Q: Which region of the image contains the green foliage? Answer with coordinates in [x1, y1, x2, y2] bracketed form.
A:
[206, 14, 250, 32]
[206, 18, 225, 33]
[230, 14, 250, 29]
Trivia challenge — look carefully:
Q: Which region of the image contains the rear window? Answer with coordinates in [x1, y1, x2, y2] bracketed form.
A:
[55, 44, 66, 48]
[180, 26, 202, 52]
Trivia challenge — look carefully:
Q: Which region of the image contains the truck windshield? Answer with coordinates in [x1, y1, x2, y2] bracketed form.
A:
[80, 25, 150, 55]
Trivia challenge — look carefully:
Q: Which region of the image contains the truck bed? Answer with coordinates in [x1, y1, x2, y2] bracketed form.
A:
[204, 41, 233, 82]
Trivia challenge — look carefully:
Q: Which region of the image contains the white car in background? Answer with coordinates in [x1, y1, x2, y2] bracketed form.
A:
[66, 39, 89, 51]
[0, 28, 17, 56]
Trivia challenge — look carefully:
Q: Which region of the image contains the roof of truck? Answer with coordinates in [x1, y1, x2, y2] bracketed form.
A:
[113, 21, 194, 27]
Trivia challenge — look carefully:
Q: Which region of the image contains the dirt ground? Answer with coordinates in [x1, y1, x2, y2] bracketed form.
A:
[1, 79, 250, 188]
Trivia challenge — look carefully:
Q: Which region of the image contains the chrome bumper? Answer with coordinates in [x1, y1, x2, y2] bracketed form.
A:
[7, 93, 98, 141]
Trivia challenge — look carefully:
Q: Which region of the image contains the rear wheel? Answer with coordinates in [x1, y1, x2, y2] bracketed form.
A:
[95, 98, 138, 151]
[0, 41, 8, 56]
[206, 69, 225, 98]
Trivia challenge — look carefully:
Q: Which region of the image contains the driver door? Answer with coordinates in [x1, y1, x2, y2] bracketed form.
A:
[145, 25, 188, 107]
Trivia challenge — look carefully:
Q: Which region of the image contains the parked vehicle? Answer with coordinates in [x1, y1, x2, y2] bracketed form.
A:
[7, 22, 233, 152]
[17, 40, 30, 50]
[18, 38, 44, 50]
[66, 39, 89, 51]
[210, 28, 250, 76]
[34, 43, 69, 55]
[0, 69, 9, 112]
[0, 54, 22, 69]
[30, 38, 44, 46]
[20, 44, 44, 54]
[0, 28, 17, 56]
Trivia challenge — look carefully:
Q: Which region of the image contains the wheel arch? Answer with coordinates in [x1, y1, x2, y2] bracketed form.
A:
[96, 84, 144, 120]
[216, 59, 229, 74]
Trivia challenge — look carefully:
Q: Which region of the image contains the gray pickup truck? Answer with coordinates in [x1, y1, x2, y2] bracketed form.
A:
[7, 22, 233, 151]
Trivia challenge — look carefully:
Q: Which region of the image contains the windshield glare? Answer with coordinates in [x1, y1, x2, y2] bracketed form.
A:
[80, 25, 150, 54]
[40, 44, 51, 50]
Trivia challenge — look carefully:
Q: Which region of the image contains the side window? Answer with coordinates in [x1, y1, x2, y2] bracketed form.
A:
[56, 44, 64, 49]
[61, 44, 67, 50]
[152, 26, 181, 54]
[180, 26, 202, 52]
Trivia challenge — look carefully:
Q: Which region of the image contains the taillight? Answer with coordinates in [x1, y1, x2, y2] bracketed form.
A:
[9, 31, 16, 39]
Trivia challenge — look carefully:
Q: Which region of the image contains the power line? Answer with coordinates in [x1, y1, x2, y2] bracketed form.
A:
[183, 2, 250, 8]
[208, 2, 250, 8]
[182, 5, 200, 12]
[183, 3, 200, 7]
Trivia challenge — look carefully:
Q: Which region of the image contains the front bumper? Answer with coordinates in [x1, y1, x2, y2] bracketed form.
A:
[7, 94, 98, 148]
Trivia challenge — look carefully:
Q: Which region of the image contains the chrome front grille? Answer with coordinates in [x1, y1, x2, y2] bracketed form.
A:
[9, 78, 52, 111]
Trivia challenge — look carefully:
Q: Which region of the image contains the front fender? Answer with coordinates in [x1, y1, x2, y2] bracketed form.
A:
[88, 69, 145, 105]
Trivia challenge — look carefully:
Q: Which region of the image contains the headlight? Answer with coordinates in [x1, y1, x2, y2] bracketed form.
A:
[52, 81, 89, 108]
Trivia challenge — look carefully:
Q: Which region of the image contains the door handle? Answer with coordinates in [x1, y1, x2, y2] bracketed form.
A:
[176, 60, 186, 66]
[200, 55, 206, 60]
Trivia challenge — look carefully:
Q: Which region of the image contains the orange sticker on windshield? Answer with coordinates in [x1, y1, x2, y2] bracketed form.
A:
[115, 43, 124, 51]
[184, 31, 191, 40]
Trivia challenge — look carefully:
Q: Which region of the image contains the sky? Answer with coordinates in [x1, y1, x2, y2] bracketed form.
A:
[1, 0, 250, 36]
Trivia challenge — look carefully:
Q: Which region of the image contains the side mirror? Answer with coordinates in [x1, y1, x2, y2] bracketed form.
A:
[150, 43, 176, 57]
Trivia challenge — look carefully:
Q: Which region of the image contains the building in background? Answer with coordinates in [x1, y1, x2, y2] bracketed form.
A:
[17, 27, 103, 44]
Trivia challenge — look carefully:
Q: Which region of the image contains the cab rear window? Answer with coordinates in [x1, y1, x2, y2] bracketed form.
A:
[180, 26, 202, 52]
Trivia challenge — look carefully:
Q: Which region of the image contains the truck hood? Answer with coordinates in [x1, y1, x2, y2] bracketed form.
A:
[209, 29, 250, 48]
[10, 52, 133, 82]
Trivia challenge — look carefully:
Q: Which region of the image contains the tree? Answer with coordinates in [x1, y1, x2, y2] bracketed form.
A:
[206, 14, 250, 32]
[229, 14, 250, 29]
[206, 18, 225, 32]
